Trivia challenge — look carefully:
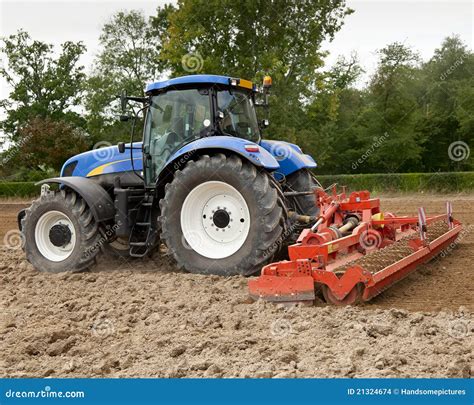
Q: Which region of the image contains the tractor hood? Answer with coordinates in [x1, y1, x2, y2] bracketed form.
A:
[60, 142, 143, 177]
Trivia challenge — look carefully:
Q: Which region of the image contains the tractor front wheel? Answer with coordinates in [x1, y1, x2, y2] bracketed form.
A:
[159, 154, 287, 276]
[22, 189, 102, 273]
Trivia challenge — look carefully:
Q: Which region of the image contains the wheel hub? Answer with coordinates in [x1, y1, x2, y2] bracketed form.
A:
[212, 209, 231, 228]
[49, 224, 72, 247]
[181, 181, 251, 259]
[34, 210, 76, 262]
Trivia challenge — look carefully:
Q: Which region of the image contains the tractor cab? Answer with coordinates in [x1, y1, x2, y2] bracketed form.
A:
[142, 75, 263, 183]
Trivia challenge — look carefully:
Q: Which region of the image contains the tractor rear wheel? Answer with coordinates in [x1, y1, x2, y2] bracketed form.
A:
[22, 189, 102, 273]
[284, 169, 320, 216]
[159, 154, 287, 276]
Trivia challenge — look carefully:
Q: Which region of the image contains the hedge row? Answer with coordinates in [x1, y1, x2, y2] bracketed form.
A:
[0, 172, 473, 198]
[316, 172, 474, 193]
[0, 182, 41, 198]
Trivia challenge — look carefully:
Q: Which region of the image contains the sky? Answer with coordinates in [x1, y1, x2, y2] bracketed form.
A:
[0, 0, 473, 143]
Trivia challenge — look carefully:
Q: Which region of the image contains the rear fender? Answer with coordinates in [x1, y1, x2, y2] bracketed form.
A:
[164, 136, 280, 171]
[260, 140, 317, 177]
[36, 177, 115, 222]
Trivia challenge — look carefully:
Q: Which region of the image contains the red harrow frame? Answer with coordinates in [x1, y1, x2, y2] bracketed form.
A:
[249, 187, 463, 305]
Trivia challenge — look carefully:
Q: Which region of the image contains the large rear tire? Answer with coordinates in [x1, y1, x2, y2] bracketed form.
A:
[159, 154, 287, 276]
[22, 189, 102, 273]
[284, 169, 320, 216]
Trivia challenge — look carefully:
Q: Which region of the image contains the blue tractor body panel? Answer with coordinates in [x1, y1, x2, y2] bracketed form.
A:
[60, 143, 143, 177]
[260, 140, 317, 176]
[61, 138, 316, 179]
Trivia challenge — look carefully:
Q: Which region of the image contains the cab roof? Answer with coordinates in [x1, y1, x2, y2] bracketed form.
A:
[145, 74, 255, 93]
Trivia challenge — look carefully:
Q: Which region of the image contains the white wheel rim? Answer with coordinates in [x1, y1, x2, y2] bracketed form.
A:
[34, 210, 76, 262]
[180, 181, 250, 259]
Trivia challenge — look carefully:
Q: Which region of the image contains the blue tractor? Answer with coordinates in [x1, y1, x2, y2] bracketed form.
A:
[19, 74, 320, 276]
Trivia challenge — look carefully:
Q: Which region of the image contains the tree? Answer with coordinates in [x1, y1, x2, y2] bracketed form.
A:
[357, 43, 423, 173]
[0, 30, 86, 142]
[304, 53, 365, 173]
[85, 10, 166, 143]
[5, 117, 89, 172]
[160, 0, 353, 143]
[416, 36, 473, 171]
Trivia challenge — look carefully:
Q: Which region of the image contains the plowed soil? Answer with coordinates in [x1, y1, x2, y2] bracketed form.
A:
[0, 194, 472, 378]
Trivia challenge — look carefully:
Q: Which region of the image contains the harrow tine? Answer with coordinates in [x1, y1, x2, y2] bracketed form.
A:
[418, 207, 427, 243]
[446, 201, 454, 229]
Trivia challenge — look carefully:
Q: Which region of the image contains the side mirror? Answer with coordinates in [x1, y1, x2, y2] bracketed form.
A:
[260, 119, 269, 128]
[117, 142, 126, 153]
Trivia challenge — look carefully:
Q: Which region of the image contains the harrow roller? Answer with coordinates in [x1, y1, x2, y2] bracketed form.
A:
[248, 188, 463, 305]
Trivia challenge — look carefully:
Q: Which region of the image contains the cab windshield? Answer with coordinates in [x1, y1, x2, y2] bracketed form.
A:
[217, 89, 260, 142]
[145, 88, 211, 176]
[144, 86, 260, 182]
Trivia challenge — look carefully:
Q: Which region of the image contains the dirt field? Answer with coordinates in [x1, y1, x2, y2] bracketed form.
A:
[0, 194, 472, 378]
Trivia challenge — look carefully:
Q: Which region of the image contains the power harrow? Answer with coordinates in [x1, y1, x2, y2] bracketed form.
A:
[248, 187, 462, 305]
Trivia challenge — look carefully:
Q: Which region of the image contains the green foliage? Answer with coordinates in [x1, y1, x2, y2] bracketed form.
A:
[84, 10, 165, 144]
[415, 36, 474, 172]
[0, 30, 86, 141]
[317, 172, 474, 193]
[309, 36, 473, 174]
[161, 0, 353, 146]
[2, 171, 473, 198]
[0, 166, 57, 182]
[13, 117, 88, 169]
[0, 4, 472, 179]
[0, 182, 41, 197]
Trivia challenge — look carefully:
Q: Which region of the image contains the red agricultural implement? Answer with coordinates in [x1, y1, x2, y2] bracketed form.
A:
[248, 187, 463, 305]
